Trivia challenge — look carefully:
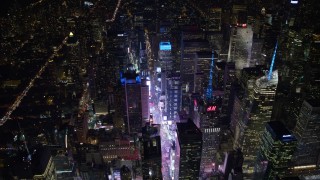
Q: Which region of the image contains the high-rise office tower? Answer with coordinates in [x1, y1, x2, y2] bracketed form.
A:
[193, 51, 218, 96]
[179, 30, 210, 115]
[230, 82, 246, 150]
[121, 64, 149, 134]
[66, 31, 80, 64]
[221, 62, 236, 124]
[241, 70, 278, 177]
[187, 0, 221, 31]
[141, 136, 162, 180]
[273, 1, 320, 130]
[199, 99, 222, 177]
[180, 38, 211, 94]
[273, 29, 306, 130]
[207, 6, 222, 32]
[157, 41, 172, 116]
[255, 121, 297, 179]
[274, 32, 320, 130]
[158, 41, 173, 72]
[214, 62, 226, 92]
[180, 26, 205, 41]
[137, 29, 148, 79]
[228, 4, 253, 72]
[141, 79, 150, 123]
[232, 66, 266, 150]
[293, 99, 320, 166]
[176, 119, 202, 179]
[166, 72, 182, 121]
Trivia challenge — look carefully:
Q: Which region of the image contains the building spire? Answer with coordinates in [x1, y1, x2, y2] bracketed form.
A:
[268, 41, 278, 80]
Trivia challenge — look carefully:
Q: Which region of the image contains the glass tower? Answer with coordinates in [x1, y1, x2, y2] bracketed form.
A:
[255, 121, 297, 179]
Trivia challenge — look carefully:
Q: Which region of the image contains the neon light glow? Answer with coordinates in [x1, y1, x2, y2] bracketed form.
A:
[194, 99, 197, 107]
[206, 50, 215, 100]
[159, 42, 171, 51]
[268, 42, 278, 80]
[282, 135, 292, 138]
[136, 75, 141, 83]
[207, 106, 217, 112]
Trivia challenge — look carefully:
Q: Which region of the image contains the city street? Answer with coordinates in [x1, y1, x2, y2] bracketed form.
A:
[149, 78, 178, 179]
[0, 36, 69, 125]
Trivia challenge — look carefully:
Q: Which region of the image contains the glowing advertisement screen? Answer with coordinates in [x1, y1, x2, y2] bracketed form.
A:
[159, 42, 171, 51]
[291, 0, 298, 4]
[207, 105, 217, 112]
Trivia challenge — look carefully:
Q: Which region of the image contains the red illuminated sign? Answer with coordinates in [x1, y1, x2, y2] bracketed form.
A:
[207, 106, 217, 112]
[194, 99, 197, 107]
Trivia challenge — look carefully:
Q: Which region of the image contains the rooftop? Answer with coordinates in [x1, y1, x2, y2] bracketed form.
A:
[8, 145, 51, 179]
[266, 121, 297, 142]
[196, 51, 218, 59]
[143, 136, 161, 160]
[242, 65, 266, 77]
[255, 70, 278, 88]
[176, 119, 202, 144]
[183, 39, 210, 48]
[305, 98, 320, 108]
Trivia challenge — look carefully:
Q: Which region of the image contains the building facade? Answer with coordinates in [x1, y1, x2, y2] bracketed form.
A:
[121, 64, 149, 134]
[176, 119, 202, 179]
[241, 70, 278, 177]
[255, 121, 297, 179]
[293, 99, 320, 166]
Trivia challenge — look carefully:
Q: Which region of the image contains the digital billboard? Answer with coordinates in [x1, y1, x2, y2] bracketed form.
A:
[206, 105, 217, 112]
[159, 42, 171, 51]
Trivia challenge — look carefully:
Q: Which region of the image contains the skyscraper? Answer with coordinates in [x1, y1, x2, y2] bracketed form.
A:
[141, 136, 162, 180]
[141, 79, 150, 123]
[180, 39, 211, 94]
[166, 72, 182, 121]
[158, 41, 172, 72]
[199, 97, 222, 176]
[221, 62, 236, 124]
[273, 29, 307, 130]
[230, 82, 246, 150]
[272, 2, 320, 130]
[255, 121, 297, 179]
[241, 70, 278, 177]
[121, 64, 148, 134]
[176, 119, 202, 179]
[193, 51, 213, 95]
[293, 99, 320, 166]
[227, 4, 253, 72]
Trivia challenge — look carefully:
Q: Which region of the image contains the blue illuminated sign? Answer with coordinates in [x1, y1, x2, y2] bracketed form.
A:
[159, 42, 171, 51]
[282, 135, 292, 138]
[136, 75, 141, 83]
[281, 134, 295, 142]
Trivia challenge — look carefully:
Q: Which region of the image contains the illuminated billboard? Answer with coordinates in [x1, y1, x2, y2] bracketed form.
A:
[206, 105, 217, 112]
[159, 42, 171, 51]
